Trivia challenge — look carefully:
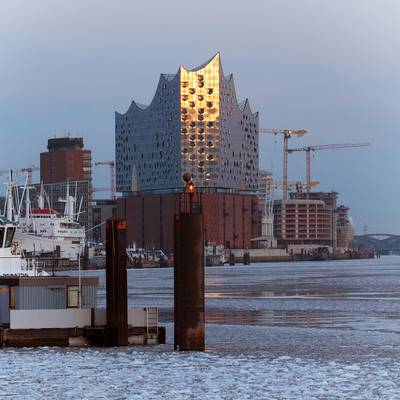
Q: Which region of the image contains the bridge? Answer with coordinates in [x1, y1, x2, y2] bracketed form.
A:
[350, 234, 400, 255]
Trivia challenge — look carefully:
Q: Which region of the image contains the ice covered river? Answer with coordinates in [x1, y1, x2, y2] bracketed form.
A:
[2, 256, 400, 399]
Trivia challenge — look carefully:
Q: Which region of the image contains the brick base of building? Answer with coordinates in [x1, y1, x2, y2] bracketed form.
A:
[117, 192, 260, 254]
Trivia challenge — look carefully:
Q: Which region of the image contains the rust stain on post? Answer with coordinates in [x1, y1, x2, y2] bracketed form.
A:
[174, 212, 205, 351]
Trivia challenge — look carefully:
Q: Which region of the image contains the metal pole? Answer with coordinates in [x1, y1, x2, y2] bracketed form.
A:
[306, 149, 311, 192]
[78, 251, 81, 309]
[283, 133, 288, 201]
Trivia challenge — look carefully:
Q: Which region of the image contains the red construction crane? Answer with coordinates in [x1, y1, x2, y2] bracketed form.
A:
[94, 161, 116, 199]
[288, 142, 371, 191]
[258, 128, 307, 200]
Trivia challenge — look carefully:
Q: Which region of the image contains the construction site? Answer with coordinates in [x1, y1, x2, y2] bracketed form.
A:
[252, 128, 371, 261]
[1, 55, 374, 266]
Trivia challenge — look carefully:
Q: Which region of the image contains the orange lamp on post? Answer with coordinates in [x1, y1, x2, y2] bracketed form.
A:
[187, 180, 195, 212]
[182, 173, 196, 212]
[188, 181, 195, 194]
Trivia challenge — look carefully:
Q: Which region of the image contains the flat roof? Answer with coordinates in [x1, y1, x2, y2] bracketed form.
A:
[0, 276, 99, 287]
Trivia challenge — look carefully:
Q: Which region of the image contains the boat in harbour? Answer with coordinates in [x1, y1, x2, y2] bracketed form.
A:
[3, 172, 85, 261]
[0, 216, 44, 276]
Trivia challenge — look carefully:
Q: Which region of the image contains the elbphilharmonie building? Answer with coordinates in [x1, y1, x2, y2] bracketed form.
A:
[115, 53, 259, 194]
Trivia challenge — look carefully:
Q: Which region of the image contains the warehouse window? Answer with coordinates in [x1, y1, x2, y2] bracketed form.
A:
[67, 286, 79, 308]
[10, 287, 15, 309]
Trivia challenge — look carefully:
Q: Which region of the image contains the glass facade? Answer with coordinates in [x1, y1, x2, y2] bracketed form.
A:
[180, 55, 220, 185]
[115, 53, 259, 193]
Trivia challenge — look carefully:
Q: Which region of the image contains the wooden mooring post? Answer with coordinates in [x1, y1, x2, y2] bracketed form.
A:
[174, 201, 205, 351]
[106, 218, 128, 346]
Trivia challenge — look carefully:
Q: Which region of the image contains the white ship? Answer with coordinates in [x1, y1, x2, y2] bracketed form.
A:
[0, 216, 44, 276]
[3, 172, 85, 261]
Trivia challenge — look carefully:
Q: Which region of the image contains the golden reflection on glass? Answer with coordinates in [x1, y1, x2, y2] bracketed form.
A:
[180, 54, 220, 185]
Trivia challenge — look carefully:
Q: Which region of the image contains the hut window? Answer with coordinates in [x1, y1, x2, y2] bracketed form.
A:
[67, 286, 79, 308]
[10, 287, 15, 309]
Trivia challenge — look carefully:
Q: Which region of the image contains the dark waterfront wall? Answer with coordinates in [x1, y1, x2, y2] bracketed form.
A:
[117, 193, 260, 253]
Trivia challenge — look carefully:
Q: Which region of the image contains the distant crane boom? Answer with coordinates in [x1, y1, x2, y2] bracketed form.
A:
[288, 142, 371, 190]
[1, 165, 39, 185]
[17, 165, 40, 185]
[94, 161, 116, 199]
[259, 128, 308, 200]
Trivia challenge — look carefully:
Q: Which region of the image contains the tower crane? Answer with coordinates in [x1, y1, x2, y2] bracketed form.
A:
[94, 161, 116, 199]
[17, 165, 40, 185]
[1, 165, 39, 185]
[287, 142, 371, 191]
[258, 128, 307, 201]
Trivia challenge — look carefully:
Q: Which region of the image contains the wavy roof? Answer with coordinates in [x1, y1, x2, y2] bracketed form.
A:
[116, 53, 257, 117]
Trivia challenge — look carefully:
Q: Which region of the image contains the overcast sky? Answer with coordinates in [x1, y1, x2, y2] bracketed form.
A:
[1, 0, 399, 234]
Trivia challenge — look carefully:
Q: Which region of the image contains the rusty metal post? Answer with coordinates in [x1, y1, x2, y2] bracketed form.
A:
[174, 212, 205, 351]
[106, 218, 128, 346]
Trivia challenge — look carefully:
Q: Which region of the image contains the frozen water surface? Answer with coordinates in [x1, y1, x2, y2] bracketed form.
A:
[2, 256, 400, 399]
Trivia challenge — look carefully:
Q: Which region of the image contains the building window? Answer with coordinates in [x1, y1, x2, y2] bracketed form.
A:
[10, 287, 16, 309]
[67, 286, 79, 308]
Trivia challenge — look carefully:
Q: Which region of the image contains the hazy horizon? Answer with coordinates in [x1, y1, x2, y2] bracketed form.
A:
[1, 0, 399, 234]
